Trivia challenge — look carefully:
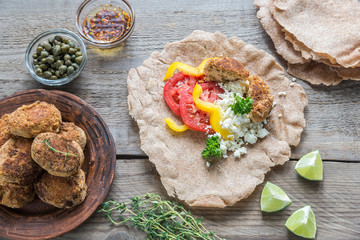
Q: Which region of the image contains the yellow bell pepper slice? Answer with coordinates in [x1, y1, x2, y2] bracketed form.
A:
[164, 57, 220, 80]
[165, 117, 189, 132]
[192, 84, 232, 139]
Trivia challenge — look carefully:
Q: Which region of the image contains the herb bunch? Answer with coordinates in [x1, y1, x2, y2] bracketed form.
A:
[202, 135, 222, 159]
[230, 93, 253, 115]
[42, 137, 78, 162]
[98, 193, 224, 240]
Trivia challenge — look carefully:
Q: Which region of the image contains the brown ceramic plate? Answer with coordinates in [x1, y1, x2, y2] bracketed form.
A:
[0, 89, 116, 240]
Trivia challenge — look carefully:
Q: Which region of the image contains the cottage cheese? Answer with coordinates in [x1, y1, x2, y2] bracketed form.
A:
[212, 82, 269, 159]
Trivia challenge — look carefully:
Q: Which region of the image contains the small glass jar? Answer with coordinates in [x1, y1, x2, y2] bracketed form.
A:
[76, 0, 135, 48]
[25, 29, 87, 86]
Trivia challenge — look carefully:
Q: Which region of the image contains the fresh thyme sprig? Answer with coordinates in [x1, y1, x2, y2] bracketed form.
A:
[42, 137, 78, 162]
[98, 193, 224, 240]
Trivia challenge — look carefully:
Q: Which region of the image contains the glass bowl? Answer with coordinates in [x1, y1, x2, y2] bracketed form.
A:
[25, 29, 87, 86]
[76, 0, 135, 48]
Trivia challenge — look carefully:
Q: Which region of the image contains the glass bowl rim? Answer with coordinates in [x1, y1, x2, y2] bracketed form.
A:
[75, 0, 135, 48]
[25, 28, 87, 86]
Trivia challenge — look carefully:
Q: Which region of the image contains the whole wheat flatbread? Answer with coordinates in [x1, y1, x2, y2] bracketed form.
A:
[288, 62, 343, 86]
[127, 31, 307, 207]
[284, 29, 360, 82]
[283, 29, 348, 69]
[255, 0, 357, 86]
[272, 0, 360, 68]
[331, 66, 360, 80]
[254, 0, 305, 64]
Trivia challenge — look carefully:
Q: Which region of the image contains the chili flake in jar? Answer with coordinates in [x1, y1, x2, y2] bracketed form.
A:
[82, 4, 131, 43]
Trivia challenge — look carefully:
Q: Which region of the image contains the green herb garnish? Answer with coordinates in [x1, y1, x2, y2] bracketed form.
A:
[42, 137, 78, 162]
[230, 93, 253, 115]
[98, 193, 224, 240]
[202, 135, 222, 159]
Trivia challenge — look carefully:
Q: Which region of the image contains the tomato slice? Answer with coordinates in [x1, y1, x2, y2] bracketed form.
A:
[199, 82, 225, 102]
[179, 82, 224, 133]
[163, 72, 197, 116]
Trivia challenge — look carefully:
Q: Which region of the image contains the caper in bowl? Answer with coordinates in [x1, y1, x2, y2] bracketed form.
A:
[25, 29, 87, 86]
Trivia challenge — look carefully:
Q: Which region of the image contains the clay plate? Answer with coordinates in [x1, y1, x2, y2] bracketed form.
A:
[0, 89, 116, 240]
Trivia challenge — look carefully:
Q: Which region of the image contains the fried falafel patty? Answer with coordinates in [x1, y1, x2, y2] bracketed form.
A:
[0, 183, 35, 208]
[58, 122, 87, 150]
[0, 137, 42, 185]
[204, 57, 250, 83]
[0, 114, 11, 147]
[31, 132, 84, 177]
[6, 101, 62, 138]
[247, 75, 274, 123]
[203, 57, 273, 122]
[35, 170, 87, 209]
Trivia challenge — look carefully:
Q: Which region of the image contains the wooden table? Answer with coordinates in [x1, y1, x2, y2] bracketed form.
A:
[1, 0, 359, 239]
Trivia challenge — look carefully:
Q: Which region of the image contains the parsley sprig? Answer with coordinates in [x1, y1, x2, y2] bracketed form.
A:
[42, 137, 78, 162]
[98, 193, 224, 240]
[202, 135, 222, 159]
[230, 93, 253, 115]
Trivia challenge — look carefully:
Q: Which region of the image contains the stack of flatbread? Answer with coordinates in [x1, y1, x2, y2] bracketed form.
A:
[255, 0, 360, 86]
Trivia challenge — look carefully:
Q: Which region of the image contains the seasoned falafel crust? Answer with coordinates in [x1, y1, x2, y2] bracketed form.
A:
[204, 57, 250, 83]
[35, 170, 87, 209]
[31, 132, 84, 177]
[0, 183, 35, 208]
[203, 57, 274, 122]
[0, 114, 11, 147]
[248, 75, 274, 123]
[58, 122, 87, 150]
[6, 101, 62, 138]
[0, 137, 42, 185]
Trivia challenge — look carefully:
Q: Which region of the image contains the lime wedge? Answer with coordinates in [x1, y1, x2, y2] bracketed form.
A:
[295, 150, 323, 180]
[285, 205, 317, 239]
[260, 182, 292, 212]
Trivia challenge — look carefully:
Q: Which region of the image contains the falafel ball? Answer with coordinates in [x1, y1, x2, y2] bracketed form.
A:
[31, 132, 84, 177]
[6, 101, 62, 138]
[35, 169, 87, 209]
[58, 122, 87, 150]
[0, 137, 42, 185]
[0, 183, 35, 208]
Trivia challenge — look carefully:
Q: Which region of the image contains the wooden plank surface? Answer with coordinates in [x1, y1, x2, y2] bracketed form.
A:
[0, 0, 359, 161]
[56, 159, 360, 240]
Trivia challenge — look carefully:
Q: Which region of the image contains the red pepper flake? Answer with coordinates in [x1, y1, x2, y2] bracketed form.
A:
[82, 5, 131, 43]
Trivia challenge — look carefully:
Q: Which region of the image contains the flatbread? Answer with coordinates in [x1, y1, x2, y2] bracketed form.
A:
[331, 66, 360, 80]
[127, 31, 307, 207]
[254, 0, 305, 65]
[255, 0, 356, 86]
[272, 0, 360, 68]
[288, 62, 343, 86]
[283, 30, 346, 68]
[284, 29, 360, 82]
